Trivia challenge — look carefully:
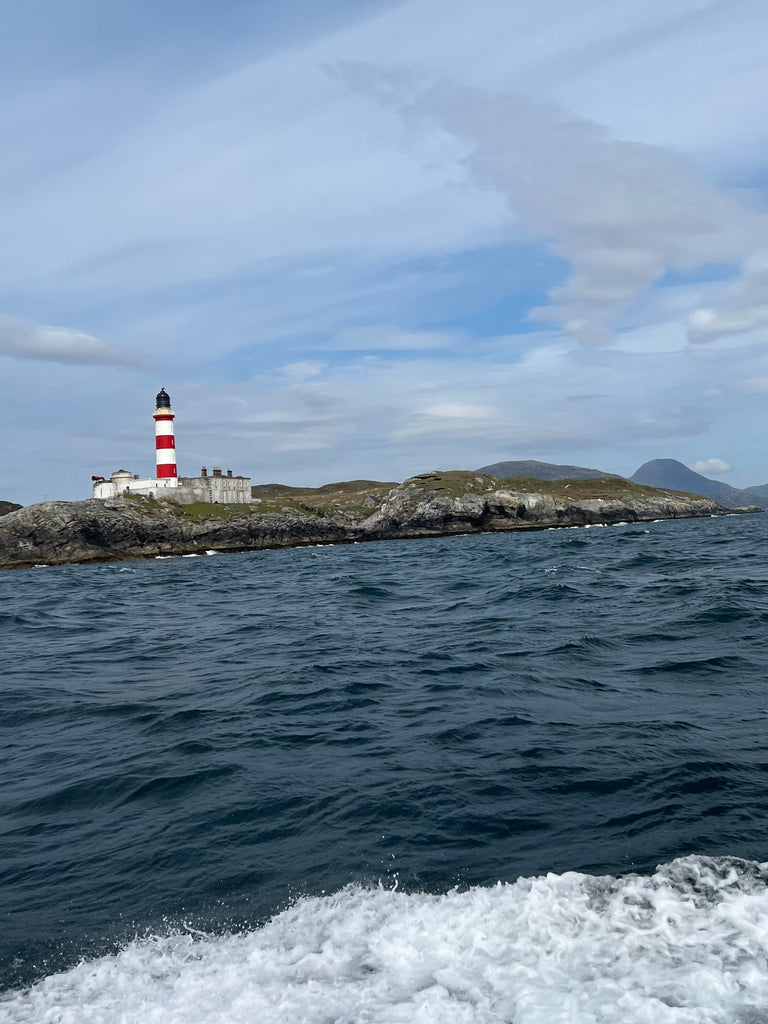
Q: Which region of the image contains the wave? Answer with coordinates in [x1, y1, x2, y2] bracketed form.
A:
[3, 856, 768, 1024]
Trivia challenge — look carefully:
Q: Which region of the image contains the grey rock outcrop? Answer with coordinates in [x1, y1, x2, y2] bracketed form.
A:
[0, 499, 356, 570]
[362, 475, 735, 539]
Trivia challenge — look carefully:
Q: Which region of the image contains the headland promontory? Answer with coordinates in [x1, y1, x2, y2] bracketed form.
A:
[0, 471, 759, 570]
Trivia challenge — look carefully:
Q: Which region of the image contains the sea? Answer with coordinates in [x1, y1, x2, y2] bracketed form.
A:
[2, 512, 768, 1023]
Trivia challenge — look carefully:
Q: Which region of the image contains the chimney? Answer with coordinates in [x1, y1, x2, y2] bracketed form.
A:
[201, 467, 208, 477]
[226, 469, 233, 478]
[212, 467, 222, 477]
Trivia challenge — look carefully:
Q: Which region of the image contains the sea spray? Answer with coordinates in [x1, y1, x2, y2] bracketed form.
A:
[3, 857, 768, 1024]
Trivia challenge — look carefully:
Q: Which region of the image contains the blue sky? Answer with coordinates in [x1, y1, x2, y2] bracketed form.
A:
[3, 0, 768, 503]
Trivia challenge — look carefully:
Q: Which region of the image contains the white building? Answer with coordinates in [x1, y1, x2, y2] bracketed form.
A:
[92, 467, 252, 504]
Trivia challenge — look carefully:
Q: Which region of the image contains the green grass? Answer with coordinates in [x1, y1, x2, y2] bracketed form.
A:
[250, 479, 398, 516]
[120, 492, 159, 504]
[170, 502, 256, 520]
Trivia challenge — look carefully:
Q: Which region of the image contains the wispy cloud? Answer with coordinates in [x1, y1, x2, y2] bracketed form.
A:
[279, 361, 326, 381]
[387, 78, 764, 345]
[687, 259, 768, 344]
[0, 316, 150, 368]
[327, 326, 460, 351]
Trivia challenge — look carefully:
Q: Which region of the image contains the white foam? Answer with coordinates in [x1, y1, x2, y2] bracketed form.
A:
[4, 857, 768, 1024]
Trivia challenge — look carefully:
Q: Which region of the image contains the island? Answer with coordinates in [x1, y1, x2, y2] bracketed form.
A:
[0, 471, 761, 570]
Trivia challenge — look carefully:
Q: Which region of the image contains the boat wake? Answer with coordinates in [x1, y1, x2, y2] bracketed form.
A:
[3, 856, 767, 1023]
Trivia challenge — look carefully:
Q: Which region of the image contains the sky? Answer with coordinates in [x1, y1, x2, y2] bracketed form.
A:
[3, 0, 768, 503]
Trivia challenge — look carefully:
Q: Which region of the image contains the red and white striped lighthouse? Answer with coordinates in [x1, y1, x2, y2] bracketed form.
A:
[153, 388, 178, 482]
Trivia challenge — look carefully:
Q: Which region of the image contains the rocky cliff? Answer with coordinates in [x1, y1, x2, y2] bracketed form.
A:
[0, 500, 22, 517]
[0, 499, 351, 570]
[0, 471, 758, 570]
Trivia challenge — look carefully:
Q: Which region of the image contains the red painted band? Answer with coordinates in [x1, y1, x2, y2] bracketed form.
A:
[155, 436, 176, 449]
[153, 413, 175, 421]
[157, 465, 177, 478]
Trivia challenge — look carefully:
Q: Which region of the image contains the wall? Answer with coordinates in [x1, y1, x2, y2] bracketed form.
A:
[92, 475, 251, 504]
[92, 477, 178, 500]
[176, 476, 251, 504]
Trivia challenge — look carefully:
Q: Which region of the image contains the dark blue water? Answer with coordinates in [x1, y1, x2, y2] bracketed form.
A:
[3, 515, 768, 1022]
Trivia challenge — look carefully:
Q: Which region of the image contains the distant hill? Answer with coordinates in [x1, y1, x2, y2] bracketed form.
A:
[630, 459, 764, 509]
[629, 459, 729, 498]
[478, 459, 622, 482]
[0, 501, 21, 517]
[742, 483, 768, 502]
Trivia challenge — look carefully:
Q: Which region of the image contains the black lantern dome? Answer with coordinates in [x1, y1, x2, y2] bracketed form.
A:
[155, 388, 171, 409]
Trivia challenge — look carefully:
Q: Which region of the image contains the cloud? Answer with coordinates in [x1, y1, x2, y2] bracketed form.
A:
[279, 361, 326, 380]
[219, 336, 722, 468]
[327, 325, 460, 351]
[397, 80, 764, 345]
[0, 315, 150, 368]
[687, 260, 768, 344]
[420, 401, 495, 419]
[687, 457, 731, 476]
[3, 1, 766, 374]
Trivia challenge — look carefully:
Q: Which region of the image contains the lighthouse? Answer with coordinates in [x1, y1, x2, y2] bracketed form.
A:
[92, 387, 251, 502]
[153, 387, 178, 484]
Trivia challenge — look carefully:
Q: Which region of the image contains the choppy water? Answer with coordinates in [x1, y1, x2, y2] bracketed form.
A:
[2, 514, 768, 1023]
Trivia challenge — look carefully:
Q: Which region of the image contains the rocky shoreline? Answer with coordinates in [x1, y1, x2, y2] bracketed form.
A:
[0, 472, 760, 570]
